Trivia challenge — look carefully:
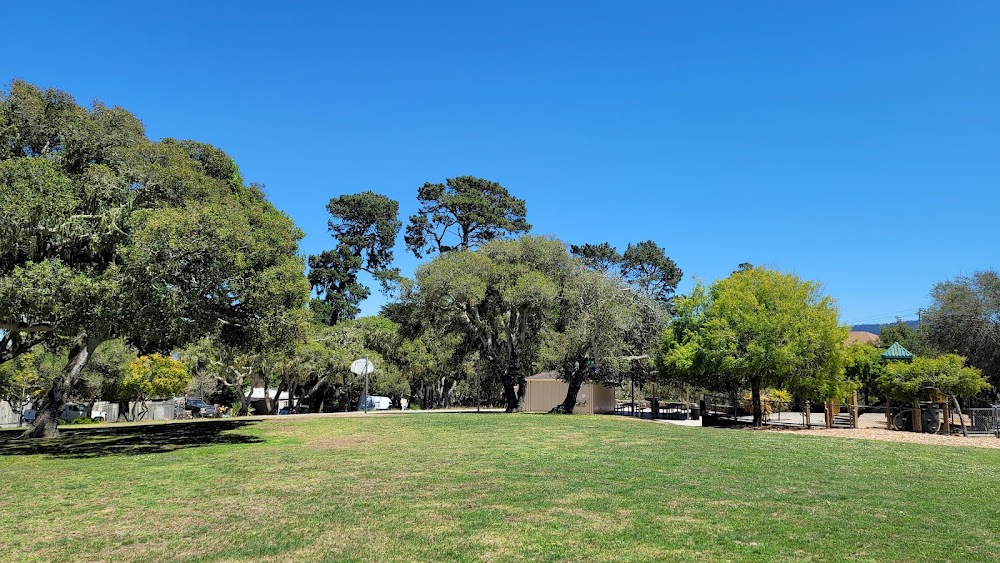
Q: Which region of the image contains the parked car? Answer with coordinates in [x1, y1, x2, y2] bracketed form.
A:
[359, 396, 391, 411]
[185, 398, 219, 418]
[63, 403, 107, 422]
[22, 403, 107, 423]
[278, 405, 310, 415]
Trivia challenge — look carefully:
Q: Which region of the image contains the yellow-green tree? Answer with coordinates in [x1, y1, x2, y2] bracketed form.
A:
[121, 354, 191, 420]
[657, 267, 848, 425]
[0, 351, 52, 426]
[843, 342, 883, 403]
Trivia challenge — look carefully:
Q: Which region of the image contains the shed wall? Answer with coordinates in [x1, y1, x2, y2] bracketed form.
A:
[524, 380, 615, 414]
[525, 380, 569, 413]
[592, 384, 617, 413]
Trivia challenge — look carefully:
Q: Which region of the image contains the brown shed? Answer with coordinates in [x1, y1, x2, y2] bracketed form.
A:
[523, 371, 617, 414]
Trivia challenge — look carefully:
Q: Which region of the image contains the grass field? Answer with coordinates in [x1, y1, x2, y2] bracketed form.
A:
[2, 414, 999, 561]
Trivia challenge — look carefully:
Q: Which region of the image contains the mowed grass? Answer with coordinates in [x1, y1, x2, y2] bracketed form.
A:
[2, 414, 999, 562]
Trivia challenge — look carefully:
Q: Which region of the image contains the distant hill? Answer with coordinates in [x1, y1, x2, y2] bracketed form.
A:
[851, 320, 919, 334]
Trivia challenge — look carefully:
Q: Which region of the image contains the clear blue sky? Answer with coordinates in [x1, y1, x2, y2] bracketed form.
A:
[4, 1, 997, 326]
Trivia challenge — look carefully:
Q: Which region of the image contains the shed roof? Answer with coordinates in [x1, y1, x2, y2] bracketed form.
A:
[882, 341, 914, 360]
[525, 371, 561, 381]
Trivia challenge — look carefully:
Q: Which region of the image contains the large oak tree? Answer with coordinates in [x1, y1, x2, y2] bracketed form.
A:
[409, 236, 569, 411]
[0, 81, 308, 437]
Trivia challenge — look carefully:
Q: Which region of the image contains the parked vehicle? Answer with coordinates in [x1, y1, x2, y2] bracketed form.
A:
[185, 398, 219, 418]
[359, 396, 391, 411]
[278, 405, 310, 415]
[62, 403, 106, 422]
[22, 404, 106, 423]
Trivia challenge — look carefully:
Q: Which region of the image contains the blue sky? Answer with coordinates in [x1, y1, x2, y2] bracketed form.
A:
[4, 1, 997, 326]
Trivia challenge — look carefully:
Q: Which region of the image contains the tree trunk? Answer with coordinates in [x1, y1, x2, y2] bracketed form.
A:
[19, 334, 102, 439]
[949, 394, 968, 437]
[502, 379, 518, 412]
[559, 374, 584, 414]
[442, 378, 456, 408]
[270, 381, 287, 414]
[516, 374, 527, 411]
[118, 399, 131, 421]
[750, 376, 763, 426]
[238, 388, 251, 416]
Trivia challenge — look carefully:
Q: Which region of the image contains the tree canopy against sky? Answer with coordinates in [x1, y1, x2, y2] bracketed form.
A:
[921, 270, 1000, 395]
[656, 267, 847, 426]
[309, 191, 401, 325]
[7, 3, 997, 324]
[571, 240, 683, 308]
[404, 176, 530, 258]
[0, 80, 308, 437]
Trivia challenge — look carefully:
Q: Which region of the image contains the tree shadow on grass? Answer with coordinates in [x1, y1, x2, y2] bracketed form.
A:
[0, 419, 263, 459]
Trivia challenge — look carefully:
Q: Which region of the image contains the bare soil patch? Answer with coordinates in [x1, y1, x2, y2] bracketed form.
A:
[305, 435, 375, 449]
[757, 425, 1000, 449]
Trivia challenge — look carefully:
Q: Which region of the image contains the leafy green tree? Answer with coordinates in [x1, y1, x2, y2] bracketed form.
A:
[404, 176, 530, 257]
[0, 81, 309, 437]
[396, 327, 473, 408]
[0, 351, 52, 426]
[621, 240, 683, 307]
[922, 270, 1000, 392]
[877, 354, 989, 402]
[569, 242, 622, 273]
[409, 236, 569, 411]
[381, 290, 476, 408]
[542, 266, 665, 413]
[843, 342, 883, 404]
[657, 267, 848, 425]
[571, 240, 683, 306]
[309, 192, 401, 325]
[879, 318, 935, 358]
[78, 339, 137, 418]
[120, 354, 191, 420]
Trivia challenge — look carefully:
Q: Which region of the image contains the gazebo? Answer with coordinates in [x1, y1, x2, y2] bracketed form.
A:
[881, 341, 914, 362]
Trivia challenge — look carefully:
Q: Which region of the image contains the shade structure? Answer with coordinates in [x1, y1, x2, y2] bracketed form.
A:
[882, 341, 914, 361]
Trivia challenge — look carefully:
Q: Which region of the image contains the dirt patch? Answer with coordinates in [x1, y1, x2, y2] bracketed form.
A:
[305, 435, 376, 449]
[755, 426, 1000, 449]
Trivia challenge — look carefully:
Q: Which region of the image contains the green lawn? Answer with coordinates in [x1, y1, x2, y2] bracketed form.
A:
[2, 414, 998, 561]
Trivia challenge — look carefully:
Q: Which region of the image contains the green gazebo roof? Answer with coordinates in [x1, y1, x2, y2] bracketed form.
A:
[882, 341, 914, 361]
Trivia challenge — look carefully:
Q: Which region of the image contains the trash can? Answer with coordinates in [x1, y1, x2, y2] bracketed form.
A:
[689, 405, 701, 421]
[646, 397, 659, 420]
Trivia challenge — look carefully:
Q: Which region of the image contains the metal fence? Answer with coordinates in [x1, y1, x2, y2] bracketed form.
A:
[965, 407, 1000, 437]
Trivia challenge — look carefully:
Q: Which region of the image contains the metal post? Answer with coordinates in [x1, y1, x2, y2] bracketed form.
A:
[630, 374, 635, 417]
[364, 355, 369, 414]
[477, 366, 481, 413]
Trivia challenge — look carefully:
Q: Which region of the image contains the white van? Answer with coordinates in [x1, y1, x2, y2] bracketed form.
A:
[359, 396, 392, 411]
